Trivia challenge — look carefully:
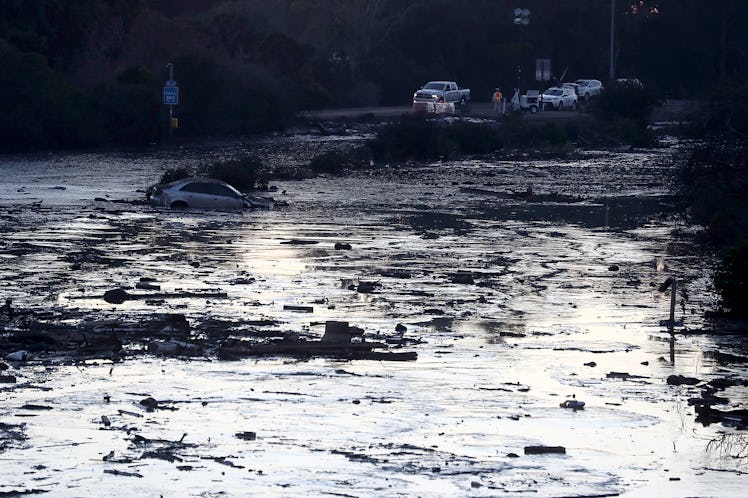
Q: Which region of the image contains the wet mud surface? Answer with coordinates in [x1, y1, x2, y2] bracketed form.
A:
[1, 133, 747, 496]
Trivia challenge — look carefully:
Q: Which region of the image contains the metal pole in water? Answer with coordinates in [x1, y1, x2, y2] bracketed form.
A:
[669, 277, 677, 335]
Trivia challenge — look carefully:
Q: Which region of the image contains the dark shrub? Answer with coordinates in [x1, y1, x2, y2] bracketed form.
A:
[159, 167, 191, 185]
[92, 66, 161, 145]
[207, 154, 264, 191]
[715, 243, 748, 317]
[591, 83, 657, 123]
[0, 45, 98, 149]
[369, 114, 444, 161]
[309, 151, 347, 174]
[446, 121, 501, 155]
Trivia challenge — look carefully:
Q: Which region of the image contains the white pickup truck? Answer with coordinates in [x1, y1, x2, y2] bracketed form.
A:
[413, 81, 471, 113]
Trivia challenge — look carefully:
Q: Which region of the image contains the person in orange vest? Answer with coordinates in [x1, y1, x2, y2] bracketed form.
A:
[492, 88, 503, 114]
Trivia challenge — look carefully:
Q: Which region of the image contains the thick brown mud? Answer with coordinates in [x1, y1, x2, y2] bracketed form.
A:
[1, 134, 746, 496]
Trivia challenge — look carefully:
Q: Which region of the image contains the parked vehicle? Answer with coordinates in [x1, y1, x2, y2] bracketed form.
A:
[541, 87, 578, 110]
[561, 82, 580, 95]
[615, 78, 643, 88]
[413, 81, 471, 113]
[574, 79, 603, 99]
[519, 89, 542, 113]
[148, 178, 273, 210]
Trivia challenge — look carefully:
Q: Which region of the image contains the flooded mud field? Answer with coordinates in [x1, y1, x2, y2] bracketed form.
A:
[1, 132, 747, 497]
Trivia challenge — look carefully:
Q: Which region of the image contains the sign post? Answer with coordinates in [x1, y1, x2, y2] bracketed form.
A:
[163, 63, 179, 138]
[535, 59, 551, 81]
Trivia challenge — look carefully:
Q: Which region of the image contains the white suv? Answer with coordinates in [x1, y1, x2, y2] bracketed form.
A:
[574, 79, 603, 99]
[541, 87, 578, 110]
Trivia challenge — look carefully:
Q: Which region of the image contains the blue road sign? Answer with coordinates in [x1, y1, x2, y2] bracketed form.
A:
[163, 85, 179, 105]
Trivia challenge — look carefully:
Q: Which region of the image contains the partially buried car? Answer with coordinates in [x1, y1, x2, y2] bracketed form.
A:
[148, 178, 273, 210]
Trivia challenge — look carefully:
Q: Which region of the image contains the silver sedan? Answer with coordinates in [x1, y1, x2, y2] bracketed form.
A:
[148, 179, 272, 210]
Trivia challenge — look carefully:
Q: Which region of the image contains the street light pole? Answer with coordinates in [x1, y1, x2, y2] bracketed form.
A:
[609, 0, 615, 80]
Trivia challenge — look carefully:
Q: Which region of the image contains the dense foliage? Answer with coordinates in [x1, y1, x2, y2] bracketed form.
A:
[0, 1, 747, 149]
[680, 80, 748, 317]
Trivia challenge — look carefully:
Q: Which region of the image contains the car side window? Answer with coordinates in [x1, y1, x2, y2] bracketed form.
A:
[210, 184, 236, 197]
[180, 182, 211, 194]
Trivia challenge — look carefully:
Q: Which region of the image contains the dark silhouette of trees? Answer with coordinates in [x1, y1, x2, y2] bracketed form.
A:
[1, 0, 747, 148]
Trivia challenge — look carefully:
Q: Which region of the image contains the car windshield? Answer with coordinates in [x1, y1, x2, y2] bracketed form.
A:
[576, 81, 589, 87]
[423, 83, 446, 90]
[545, 89, 562, 96]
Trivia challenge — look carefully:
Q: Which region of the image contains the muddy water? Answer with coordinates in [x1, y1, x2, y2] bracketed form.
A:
[1, 136, 746, 497]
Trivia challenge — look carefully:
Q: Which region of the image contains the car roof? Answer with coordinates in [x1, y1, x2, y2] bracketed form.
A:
[163, 178, 236, 188]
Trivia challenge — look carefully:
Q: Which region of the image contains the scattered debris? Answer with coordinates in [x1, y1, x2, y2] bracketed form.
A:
[283, 305, 314, 313]
[606, 372, 648, 380]
[667, 374, 700, 386]
[103, 468, 143, 478]
[236, 431, 257, 441]
[102, 288, 228, 305]
[560, 395, 585, 410]
[217, 321, 416, 361]
[695, 405, 748, 429]
[524, 445, 566, 455]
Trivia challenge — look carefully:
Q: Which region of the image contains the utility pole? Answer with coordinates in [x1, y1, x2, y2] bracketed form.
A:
[609, 0, 615, 81]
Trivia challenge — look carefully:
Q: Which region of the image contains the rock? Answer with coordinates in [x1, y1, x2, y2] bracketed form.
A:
[322, 321, 364, 343]
[506, 452, 520, 458]
[356, 281, 380, 293]
[236, 431, 257, 441]
[584, 361, 597, 367]
[0, 361, 9, 370]
[450, 272, 475, 284]
[334, 242, 352, 250]
[0, 375, 16, 383]
[395, 323, 407, 333]
[139, 397, 159, 410]
[667, 374, 700, 386]
[424, 308, 444, 315]
[103, 288, 130, 304]
[608, 264, 620, 271]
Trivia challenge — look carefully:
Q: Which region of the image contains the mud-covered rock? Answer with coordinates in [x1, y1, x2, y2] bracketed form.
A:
[667, 374, 700, 386]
